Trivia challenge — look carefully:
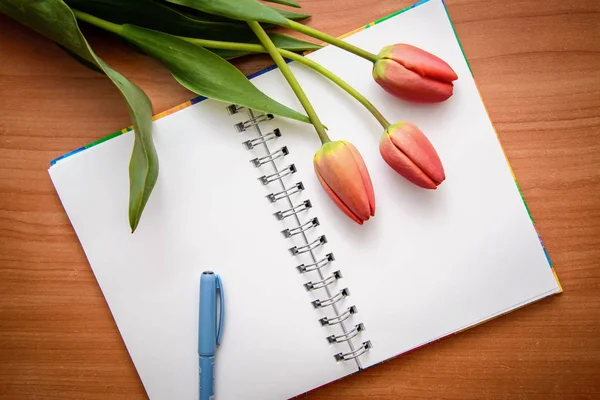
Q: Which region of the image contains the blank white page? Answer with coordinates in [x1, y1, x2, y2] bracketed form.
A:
[49, 98, 359, 400]
[244, 0, 561, 368]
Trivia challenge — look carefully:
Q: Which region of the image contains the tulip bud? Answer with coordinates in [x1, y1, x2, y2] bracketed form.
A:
[373, 44, 458, 103]
[314, 141, 375, 224]
[380, 122, 445, 189]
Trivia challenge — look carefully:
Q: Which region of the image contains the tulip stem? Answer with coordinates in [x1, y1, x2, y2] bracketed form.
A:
[73, 9, 123, 35]
[283, 19, 379, 63]
[278, 49, 390, 129]
[248, 21, 330, 144]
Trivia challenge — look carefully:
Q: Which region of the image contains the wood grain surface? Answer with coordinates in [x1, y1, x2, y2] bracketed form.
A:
[1, 0, 599, 399]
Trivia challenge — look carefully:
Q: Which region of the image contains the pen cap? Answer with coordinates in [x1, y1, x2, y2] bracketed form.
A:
[199, 272, 218, 356]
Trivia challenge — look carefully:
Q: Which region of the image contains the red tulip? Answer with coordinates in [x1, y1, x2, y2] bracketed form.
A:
[372, 44, 458, 103]
[380, 122, 445, 189]
[314, 141, 375, 224]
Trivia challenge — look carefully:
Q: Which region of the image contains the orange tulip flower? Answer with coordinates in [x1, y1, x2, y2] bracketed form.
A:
[314, 141, 376, 224]
[373, 44, 458, 103]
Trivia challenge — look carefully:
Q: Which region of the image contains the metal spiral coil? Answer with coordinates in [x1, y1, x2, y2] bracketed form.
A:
[267, 181, 304, 203]
[319, 305, 357, 326]
[235, 113, 273, 132]
[274, 200, 312, 220]
[250, 146, 289, 167]
[231, 105, 370, 363]
[297, 253, 335, 273]
[327, 323, 365, 344]
[334, 341, 372, 361]
[282, 217, 319, 238]
[258, 164, 296, 185]
[243, 129, 282, 150]
[289, 235, 327, 255]
[226, 104, 244, 115]
[311, 288, 349, 308]
[304, 270, 342, 291]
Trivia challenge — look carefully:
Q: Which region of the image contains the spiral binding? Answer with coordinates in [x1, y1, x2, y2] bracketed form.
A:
[243, 128, 282, 150]
[305, 270, 342, 291]
[327, 323, 365, 343]
[230, 105, 371, 365]
[319, 305, 357, 326]
[234, 113, 274, 132]
[251, 146, 289, 167]
[335, 341, 372, 361]
[267, 182, 304, 203]
[289, 235, 327, 255]
[275, 199, 311, 220]
[282, 217, 319, 238]
[297, 253, 334, 273]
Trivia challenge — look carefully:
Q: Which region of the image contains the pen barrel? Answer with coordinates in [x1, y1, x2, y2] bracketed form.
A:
[199, 273, 218, 353]
[199, 356, 215, 400]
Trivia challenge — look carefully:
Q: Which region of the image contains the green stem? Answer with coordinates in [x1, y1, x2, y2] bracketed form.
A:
[279, 49, 390, 129]
[247, 21, 330, 144]
[183, 38, 263, 53]
[72, 10, 123, 35]
[284, 19, 379, 63]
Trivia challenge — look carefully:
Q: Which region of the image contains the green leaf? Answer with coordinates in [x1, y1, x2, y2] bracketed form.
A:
[162, 0, 288, 24]
[0, 0, 158, 232]
[158, 1, 308, 22]
[208, 49, 251, 60]
[67, 0, 250, 39]
[272, 7, 311, 21]
[119, 25, 310, 123]
[67, 0, 315, 47]
[158, 1, 231, 22]
[268, 33, 319, 52]
[263, 0, 300, 8]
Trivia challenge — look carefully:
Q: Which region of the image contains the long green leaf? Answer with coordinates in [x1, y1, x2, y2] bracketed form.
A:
[272, 8, 310, 21]
[263, 0, 300, 8]
[0, 0, 157, 232]
[265, 33, 319, 52]
[162, 0, 287, 24]
[67, 0, 315, 47]
[67, 0, 249, 39]
[118, 25, 309, 123]
[162, 1, 310, 22]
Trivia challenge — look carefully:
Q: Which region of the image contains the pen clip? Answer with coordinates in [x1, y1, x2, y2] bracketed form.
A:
[215, 275, 224, 346]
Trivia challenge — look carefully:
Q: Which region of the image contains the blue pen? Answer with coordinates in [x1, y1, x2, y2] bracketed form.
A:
[199, 271, 224, 400]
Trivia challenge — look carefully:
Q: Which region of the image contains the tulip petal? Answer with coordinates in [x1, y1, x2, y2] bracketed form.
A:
[386, 44, 458, 83]
[388, 123, 445, 185]
[345, 142, 375, 217]
[380, 133, 439, 189]
[316, 143, 371, 222]
[374, 60, 454, 103]
[315, 167, 364, 225]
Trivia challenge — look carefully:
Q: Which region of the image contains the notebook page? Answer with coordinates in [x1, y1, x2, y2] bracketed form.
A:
[246, 0, 560, 368]
[49, 99, 358, 399]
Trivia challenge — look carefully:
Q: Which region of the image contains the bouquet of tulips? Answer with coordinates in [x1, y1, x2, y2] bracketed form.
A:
[1, 0, 457, 231]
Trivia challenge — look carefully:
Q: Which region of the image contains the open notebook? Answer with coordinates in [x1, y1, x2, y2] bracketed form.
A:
[49, 0, 561, 398]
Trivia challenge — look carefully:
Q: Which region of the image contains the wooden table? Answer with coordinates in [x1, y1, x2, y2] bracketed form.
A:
[1, 0, 599, 398]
